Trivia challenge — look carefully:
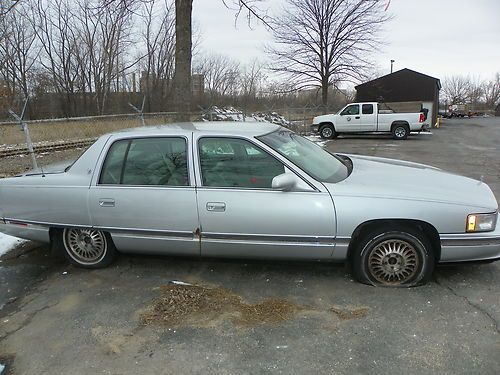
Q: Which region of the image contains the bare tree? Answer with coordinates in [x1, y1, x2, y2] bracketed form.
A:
[442, 75, 472, 104]
[139, 0, 176, 110]
[482, 73, 500, 109]
[172, 0, 267, 120]
[266, 0, 389, 112]
[239, 59, 265, 111]
[0, 0, 22, 16]
[194, 53, 241, 105]
[0, 4, 38, 99]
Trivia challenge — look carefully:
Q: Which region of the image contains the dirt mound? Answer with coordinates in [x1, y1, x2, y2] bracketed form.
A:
[141, 284, 301, 328]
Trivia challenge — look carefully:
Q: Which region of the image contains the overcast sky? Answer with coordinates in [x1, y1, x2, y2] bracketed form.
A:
[193, 0, 500, 85]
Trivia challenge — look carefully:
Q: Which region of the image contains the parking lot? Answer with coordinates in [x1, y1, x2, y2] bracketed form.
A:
[0, 117, 499, 375]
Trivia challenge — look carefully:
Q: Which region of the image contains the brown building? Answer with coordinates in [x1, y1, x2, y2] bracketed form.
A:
[355, 68, 441, 126]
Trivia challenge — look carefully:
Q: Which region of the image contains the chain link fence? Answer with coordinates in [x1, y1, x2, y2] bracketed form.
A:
[0, 105, 328, 176]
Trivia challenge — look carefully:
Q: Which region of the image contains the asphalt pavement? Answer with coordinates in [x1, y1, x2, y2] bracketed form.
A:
[0, 117, 499, 375]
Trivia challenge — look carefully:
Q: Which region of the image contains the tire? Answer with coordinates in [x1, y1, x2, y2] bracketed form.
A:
[319, 124, 337, 139]
[56, 228, 117, 268]
[351, 227, 435, 287]
[391, 123, 409, 140]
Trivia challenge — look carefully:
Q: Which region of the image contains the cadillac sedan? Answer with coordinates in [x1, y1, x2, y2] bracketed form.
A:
[0, 122, 499, 286]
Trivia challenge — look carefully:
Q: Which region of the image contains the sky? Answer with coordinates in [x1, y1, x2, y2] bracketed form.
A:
[192, 0, 500, 84]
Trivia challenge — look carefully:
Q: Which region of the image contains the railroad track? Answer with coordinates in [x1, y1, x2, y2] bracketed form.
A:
[0, 138, 97, 158]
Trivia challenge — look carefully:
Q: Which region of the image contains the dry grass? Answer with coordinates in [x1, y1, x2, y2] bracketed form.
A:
[141, 284, 302, 328]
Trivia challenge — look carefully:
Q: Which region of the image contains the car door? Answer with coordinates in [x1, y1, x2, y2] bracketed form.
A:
[335, 104, 362, 131]
[194, 135, 336, 259]
[359, 103, 377, 131]
[88, 135, 200, 255]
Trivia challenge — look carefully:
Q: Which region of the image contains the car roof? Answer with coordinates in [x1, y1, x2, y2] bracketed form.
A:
[110, 121, 282, 138]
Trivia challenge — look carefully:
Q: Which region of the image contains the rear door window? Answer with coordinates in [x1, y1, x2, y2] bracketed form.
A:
[99, 137, 189, 186]
[362, 104, 374, 114]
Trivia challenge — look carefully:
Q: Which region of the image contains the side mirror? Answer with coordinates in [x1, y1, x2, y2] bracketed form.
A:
[272, 173, 297, 191]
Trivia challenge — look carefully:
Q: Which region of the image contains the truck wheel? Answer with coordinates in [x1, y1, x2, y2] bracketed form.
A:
[391, 124, 409, 140]
[351, 227, 434, 287]
[319, 124, 337, 139]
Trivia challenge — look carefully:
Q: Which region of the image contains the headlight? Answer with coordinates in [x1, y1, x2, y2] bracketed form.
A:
[466, 212, 497, 232]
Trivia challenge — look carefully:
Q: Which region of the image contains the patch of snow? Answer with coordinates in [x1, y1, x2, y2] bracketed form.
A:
[169, 280, 191, 286]
[0, 233, 26, 257]
[0, 363, 5, 374]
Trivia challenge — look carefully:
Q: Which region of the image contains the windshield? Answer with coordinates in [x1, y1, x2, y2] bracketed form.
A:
[258, 130, 350, 183]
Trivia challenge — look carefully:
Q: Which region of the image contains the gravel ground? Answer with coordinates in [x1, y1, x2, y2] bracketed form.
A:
[0, 117, 499, 375]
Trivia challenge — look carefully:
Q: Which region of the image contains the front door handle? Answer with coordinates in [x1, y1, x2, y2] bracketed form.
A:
[355, 116, 360, 119]
[206, 202, 226, 212]
[99, 198, 115, 207]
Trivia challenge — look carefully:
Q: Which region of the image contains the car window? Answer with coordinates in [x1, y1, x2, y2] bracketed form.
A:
[99, 137, 189, 186]
[340, 104, 360, 116]
[362, 104, 374, 114]
[199, 137, 285, 188]
[258, 130, 349, 183]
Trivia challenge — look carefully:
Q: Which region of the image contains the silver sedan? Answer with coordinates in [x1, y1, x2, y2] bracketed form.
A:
[0, 122, 499, 286]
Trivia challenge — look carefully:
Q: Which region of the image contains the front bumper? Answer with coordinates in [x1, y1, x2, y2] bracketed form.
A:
[439, 214, 500, 262]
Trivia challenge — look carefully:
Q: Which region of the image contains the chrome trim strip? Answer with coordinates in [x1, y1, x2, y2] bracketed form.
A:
[98, 226, 195, 239]
[202, 232, 335, 244]
[440, 236, 500, 247]
[3, 218, 89, 229]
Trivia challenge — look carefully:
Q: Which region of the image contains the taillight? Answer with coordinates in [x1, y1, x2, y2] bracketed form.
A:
[419, 113, 425, 123]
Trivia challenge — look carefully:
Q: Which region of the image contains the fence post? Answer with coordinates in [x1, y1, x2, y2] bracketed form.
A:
[128, 96, 146, 127]
[8, 98, 38, 170]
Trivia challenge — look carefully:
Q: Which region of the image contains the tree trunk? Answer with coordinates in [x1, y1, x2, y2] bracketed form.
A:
[321, 79, 329, 114]
[173, 0, 193, 121]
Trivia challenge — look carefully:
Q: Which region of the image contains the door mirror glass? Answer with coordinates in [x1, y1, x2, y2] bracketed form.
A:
[272, 173, 297, 191]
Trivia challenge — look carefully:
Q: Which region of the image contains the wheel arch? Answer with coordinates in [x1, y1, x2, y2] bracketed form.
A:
[319, 121, 335, 130]
[346, 218, 441, 262]
[391, 120, 410, 131]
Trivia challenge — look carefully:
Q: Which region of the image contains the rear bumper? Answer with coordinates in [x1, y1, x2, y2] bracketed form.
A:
[311, 124, 320, 133]
[0, 219, 50, 243]
[439, 216, 500, 262]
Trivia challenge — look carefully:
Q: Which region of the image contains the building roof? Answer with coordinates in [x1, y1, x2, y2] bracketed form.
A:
[356, 68, 441, 90]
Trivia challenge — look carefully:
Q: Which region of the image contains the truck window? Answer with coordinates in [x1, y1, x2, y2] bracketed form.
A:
[340, 105, 359, 116]
[362, 104, 374, 114]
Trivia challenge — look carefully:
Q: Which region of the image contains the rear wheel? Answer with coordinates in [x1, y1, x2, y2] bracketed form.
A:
[319, 124, 337, 139]
[391, 123, 410, 140]
[57, 228, 117, 268]
[351, 227, 434, 287]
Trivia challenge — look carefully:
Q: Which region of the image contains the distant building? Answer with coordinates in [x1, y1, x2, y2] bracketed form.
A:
[192, 74, 204, 97]
[355, 68, 441, 126]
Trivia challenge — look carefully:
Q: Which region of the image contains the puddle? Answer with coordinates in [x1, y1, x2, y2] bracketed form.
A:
[141, 284, 301, 328]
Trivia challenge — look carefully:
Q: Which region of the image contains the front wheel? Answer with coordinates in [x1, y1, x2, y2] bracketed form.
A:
[319, 124, 337, 139]
[351, 228, 434, 287]
[57, 228, 117, 268]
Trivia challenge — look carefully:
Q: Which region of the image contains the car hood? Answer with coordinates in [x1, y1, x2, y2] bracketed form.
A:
[326, 154, 498, 211]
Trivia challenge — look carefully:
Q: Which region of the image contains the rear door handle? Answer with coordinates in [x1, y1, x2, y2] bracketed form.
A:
[206, 202, 226, 212]
[99, 198, 115, 207]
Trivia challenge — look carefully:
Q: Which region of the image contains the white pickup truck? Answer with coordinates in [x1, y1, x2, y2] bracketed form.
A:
[311, 102, 430, 140]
